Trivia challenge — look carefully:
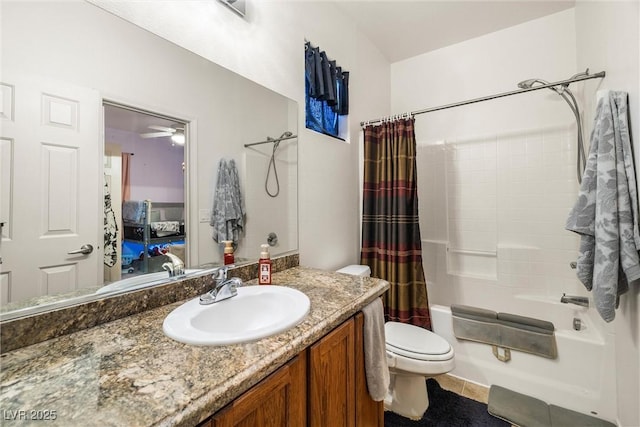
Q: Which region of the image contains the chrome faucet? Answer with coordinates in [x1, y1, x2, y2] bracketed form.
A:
[561, 293, 589, 308]
[162, 253, 185, 278]
[199, 266, 241, 305]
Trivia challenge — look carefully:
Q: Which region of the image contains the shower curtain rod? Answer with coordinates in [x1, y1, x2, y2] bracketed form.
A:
[244, 134, 298, 148]
[360, 70, 606, 127]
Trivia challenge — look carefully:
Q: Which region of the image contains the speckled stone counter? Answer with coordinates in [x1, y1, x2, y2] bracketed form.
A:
[0, 267, 388, 426]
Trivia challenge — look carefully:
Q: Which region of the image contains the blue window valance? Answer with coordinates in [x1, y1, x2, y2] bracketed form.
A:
[304, 41, 349, 138]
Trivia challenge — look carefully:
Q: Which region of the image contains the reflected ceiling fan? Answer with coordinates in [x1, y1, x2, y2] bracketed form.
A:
[140, 125, 185, 145]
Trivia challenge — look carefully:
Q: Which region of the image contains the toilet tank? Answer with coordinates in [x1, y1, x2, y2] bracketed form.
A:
[336, 265, 371, 277]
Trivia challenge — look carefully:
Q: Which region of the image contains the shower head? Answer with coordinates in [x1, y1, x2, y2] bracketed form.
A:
[515, 74, 586, 184]
[517, 77, 570, 96]
[279, 131, 293, 139]
[517, 78, 549, 89]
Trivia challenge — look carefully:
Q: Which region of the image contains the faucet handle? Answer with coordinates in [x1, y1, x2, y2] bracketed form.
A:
[213, 266, 228, 281]
[162, 262, 174, 276]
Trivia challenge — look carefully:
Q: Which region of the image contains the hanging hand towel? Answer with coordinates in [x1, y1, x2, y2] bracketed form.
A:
[210, 159, 245, 244]
[565, 91, 640, 322]
[362, 297, 390, 401]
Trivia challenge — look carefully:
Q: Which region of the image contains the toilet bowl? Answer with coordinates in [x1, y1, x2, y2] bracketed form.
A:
[336, 265, 455, 420]
[385, 321, 455, 419]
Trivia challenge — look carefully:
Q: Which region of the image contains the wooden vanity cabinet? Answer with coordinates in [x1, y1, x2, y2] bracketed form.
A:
[353, 313, 384, 427]
[210, 351, 307, 427]
[309, 317, 355, 426]
[203, 312, 383, 427]
[308, 312, 383, 427]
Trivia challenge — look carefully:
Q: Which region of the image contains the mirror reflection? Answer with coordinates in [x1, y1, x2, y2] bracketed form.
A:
[0, 1, 298, 317]
[103, 105, 187, 285]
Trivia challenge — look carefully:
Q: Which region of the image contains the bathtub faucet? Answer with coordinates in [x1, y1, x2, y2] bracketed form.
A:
[560, 293, 589, 308]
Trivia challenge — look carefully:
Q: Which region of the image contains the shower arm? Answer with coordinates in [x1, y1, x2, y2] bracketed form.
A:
[244, 133, 297, 148]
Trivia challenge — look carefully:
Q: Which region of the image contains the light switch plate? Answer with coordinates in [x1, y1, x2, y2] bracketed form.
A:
[199, 209, 211, 223]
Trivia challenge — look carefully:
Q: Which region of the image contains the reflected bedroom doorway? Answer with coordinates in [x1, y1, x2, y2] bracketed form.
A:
[103, 103, 187, 284]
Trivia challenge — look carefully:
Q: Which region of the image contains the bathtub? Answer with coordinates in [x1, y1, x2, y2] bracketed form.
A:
[430, 301, 617, 422]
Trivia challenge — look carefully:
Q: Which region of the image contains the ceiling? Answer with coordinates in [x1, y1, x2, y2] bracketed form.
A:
[331, 1, 575, 63]
[104, 104, 184, 135]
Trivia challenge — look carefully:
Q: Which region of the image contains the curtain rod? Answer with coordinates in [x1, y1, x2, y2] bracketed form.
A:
[360, 70, 606, 127]
[244, 134, 298, 148]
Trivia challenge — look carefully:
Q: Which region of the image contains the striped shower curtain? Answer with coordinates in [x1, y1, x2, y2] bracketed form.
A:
[361, 118, 431, 329]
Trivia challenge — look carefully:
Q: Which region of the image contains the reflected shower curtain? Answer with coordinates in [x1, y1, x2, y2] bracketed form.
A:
[361, 118, 431, 329]
[122, 153, 132, 202]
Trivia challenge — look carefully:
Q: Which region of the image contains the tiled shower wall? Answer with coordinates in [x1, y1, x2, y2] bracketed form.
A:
[418, 124, 588, 307]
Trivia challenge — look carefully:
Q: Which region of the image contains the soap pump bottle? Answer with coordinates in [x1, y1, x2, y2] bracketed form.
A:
[258, 244, 272, 285]
[223, 240, 235, 266]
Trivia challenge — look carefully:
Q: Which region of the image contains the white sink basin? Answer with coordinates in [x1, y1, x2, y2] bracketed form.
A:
[162, 285, 310, 346]
[96, 269, 201, 294]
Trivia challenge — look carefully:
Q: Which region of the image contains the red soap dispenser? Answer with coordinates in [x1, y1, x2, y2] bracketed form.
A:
[223, 240, 235, 266]
[258, 244, 272, 285]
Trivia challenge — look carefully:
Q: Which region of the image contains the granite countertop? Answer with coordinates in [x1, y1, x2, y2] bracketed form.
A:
[0, 266, 389, 426]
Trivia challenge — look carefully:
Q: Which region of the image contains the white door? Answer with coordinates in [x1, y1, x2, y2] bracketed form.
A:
[0, 71, 102, 304]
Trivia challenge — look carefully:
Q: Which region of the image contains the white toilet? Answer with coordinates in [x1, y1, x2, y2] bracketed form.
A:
[336, 265, 455, 420]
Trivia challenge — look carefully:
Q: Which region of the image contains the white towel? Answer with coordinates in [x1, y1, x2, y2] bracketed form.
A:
[565, 91, 640, 322]
[362, 297, 389, 401]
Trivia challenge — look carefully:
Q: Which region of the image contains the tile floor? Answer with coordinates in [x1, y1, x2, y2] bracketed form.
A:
[433, 373, 490, 404]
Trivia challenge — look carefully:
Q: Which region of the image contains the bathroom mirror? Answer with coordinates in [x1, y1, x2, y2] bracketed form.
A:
[0, 1, 298, 317]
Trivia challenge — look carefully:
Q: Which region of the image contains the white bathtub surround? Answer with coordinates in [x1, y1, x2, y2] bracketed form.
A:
[419, 125, 588, 295]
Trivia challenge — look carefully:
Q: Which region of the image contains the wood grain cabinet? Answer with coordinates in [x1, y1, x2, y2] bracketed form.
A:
[201, 312, 383, 427]
[211, 351, 307, 427]
[309, 317, 355, 426]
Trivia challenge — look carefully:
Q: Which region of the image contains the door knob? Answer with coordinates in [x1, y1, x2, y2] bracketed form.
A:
[68, 244, 94, 255]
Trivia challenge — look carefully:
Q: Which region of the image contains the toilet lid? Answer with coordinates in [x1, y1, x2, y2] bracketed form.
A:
[385, 321, 452, 361]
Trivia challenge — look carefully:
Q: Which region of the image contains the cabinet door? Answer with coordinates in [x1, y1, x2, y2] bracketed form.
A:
[354, 313, 384, 427]
[309, 318, 355, 427]
[213, 351, 306, 427]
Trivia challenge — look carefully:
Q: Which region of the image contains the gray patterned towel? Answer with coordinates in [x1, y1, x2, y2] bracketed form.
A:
[565, 91, 640, 322]
[210, 159, 245, 244]
[122, 200, 146, 223]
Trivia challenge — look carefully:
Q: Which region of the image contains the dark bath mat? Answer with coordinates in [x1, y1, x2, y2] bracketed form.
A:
[384, 378, 510, 427]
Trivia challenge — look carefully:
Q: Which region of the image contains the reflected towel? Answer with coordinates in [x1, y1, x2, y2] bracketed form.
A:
[150, 221, 180, 233]
[565, 91, 640, 322]
[362, 297, 389, 401]
[122, 200, 146, 223]
[210, 159, 245, 244]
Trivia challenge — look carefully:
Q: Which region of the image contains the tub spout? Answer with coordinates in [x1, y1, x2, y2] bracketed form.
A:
[561, 293, 589, 308]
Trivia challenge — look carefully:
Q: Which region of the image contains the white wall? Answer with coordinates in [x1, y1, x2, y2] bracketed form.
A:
[91, 0, 392, 270]
[575, 2, 640, 425]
